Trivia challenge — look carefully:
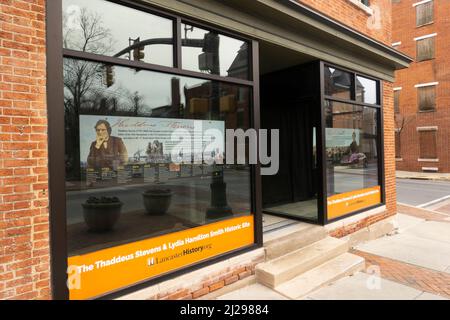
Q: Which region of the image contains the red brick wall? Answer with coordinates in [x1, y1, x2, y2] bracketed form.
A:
[0, 0, 50, 300]
[393, 0, 450, 172]
[299, 0, 392, 45]
[383, 81, 397, 216]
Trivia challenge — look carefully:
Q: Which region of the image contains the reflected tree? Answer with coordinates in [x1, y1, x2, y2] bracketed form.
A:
[63, 8, 115, 180]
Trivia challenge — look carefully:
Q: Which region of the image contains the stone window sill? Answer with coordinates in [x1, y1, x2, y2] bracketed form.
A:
[418, 158, 439, 162]
[348, 0, 374, 15]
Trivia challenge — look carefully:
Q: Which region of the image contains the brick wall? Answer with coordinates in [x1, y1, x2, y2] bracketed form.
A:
[383, 81, 397, 217]
[0, 0, 50, 300]
[393, 0, 450, 172]
[300, 0, 392, 45]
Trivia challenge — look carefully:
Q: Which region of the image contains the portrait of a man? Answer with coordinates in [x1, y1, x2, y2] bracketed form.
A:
[87, 120, 128, 170]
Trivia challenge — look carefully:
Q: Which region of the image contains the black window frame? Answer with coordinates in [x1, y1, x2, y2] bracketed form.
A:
[321, 62, 385, 224]
[47, 0, 262, 300]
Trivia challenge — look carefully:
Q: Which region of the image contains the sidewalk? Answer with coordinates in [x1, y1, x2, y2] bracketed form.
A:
[214, 204, 450, 300]
[396, 170, 450, 181]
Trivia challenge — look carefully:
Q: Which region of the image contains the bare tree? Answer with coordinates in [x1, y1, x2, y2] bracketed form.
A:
[395, 113, 414, 136]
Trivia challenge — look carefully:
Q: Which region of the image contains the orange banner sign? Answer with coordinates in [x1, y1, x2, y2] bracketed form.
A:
[67, 215, 254, 300]
[327, 186, 381, 220]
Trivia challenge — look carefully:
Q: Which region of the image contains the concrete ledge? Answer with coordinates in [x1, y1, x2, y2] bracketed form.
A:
[339, 215, 396, 248]
[397, 170, 450, 181]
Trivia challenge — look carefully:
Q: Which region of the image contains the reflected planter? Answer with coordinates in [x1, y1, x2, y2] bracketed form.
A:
[142, 189, 173, 216]
[82, 199, 123, 232]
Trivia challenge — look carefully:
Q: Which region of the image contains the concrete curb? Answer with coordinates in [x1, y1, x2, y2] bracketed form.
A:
[396, 171, 450, 182]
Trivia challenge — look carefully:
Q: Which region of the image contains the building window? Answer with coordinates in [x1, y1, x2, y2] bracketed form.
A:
[360, 0, 370, 6]
[416, 36, 435, 62]
[419, 130, 437, 159]
[417, 85, 436, 111]
[394, 89, 401, 113]
[416, 0, 434, 27]
[395, 131, 401, 159]
[61, 0, 255, 300]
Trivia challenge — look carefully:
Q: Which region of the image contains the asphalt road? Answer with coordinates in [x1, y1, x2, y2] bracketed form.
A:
[396, 178, 450, 207]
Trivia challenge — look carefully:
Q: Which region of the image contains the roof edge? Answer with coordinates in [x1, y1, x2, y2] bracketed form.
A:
[279, 0, 413, 66]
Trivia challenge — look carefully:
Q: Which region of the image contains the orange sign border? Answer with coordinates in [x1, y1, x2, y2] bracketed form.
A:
[67, 215, 255, 300]
[327, 186, 381, 220]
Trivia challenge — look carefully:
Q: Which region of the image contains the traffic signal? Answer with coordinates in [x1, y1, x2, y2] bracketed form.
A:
[133, 37, 145, 62]
[105, 65, 115, 88]
[199, 32, 220, 73]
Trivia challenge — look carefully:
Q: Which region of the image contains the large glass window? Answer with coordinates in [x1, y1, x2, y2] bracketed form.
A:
[181, 23, 250, 79]
[324, 65, 382, 220]
[60, 0, 255, 300]
[63, 0, 174, 66]
[64, 58, 252, 255]
[325, 102, 379, 195]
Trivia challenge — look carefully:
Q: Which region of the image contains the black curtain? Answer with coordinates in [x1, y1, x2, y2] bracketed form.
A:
[262, 98, 316, 207]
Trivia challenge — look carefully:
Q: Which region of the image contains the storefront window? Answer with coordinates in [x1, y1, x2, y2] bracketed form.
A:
[64, 57, 252, 253]
[63, 0, 174, 66]
[181, 23, 250, 79]
[325, 101, 381, 219]
[60, 0, 255, 300]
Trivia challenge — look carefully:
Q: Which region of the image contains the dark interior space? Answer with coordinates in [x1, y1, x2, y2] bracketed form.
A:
[260, 59, 322, 222]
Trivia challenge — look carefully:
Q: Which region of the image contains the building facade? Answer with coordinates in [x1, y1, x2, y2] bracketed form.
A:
[0, 0, 410, 300]
[393, 0, 450, 172]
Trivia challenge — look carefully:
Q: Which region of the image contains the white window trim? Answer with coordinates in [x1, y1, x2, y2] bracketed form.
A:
[413, 0, 433, 7]
[418, 158, 439, 162]
[393, 87, 402, 91]
[392, 42, 402, 47]
[396, 158, 403, 161]
[347, 0, 374, 15]
[417, 126, 438, 131]
[415, 82, 439, 88]
[422, 167, 438, 172]
[414, 33, 437, 41]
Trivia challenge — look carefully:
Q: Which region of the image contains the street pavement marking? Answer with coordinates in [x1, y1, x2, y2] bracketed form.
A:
[417, 194, 450, 208]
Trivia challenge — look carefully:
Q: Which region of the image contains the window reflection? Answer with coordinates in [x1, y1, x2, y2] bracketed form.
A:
[181, 23, 249, 79]
[356, 76, 378, 105]
[325, 101, 379, 196]
[324, 67, 352, 99]
[63, 0, 173, 66]
[64, 58, 252, 255]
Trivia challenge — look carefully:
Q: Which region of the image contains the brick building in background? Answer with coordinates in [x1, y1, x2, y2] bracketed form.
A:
[393, 0, 450, 172]
[0, 0, 410, 300]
